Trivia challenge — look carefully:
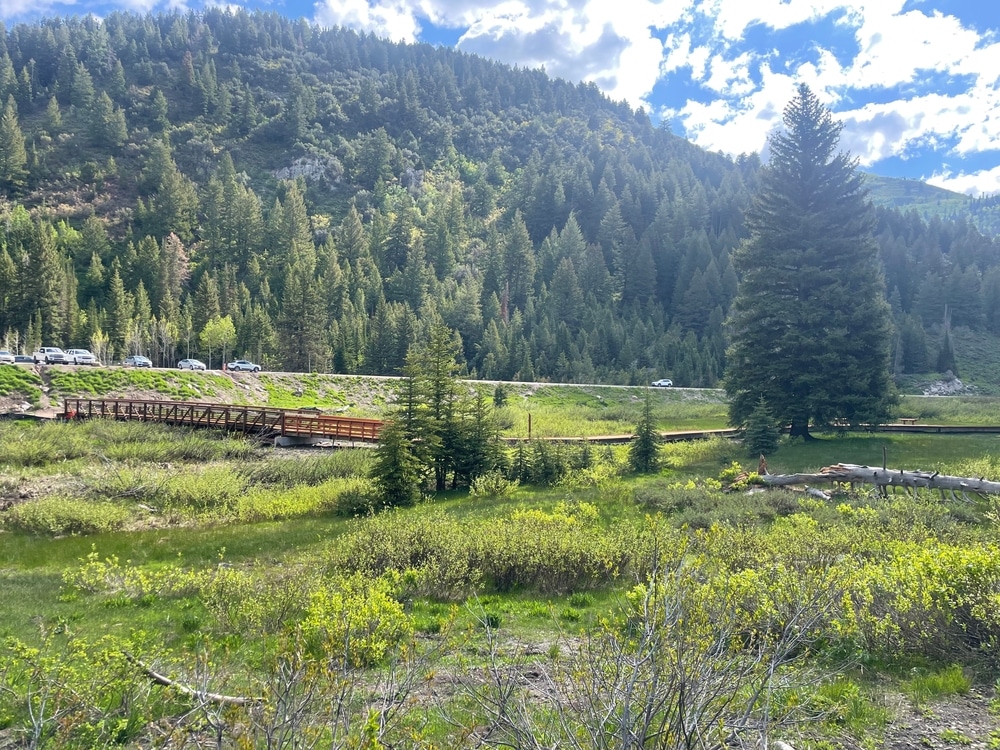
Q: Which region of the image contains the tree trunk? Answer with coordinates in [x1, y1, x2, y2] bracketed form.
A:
[788, 418, 814, 440]
[759, 463, 1000, 497]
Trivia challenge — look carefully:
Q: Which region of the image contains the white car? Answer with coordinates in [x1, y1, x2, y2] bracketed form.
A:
[65, 348, 98, 365]
[33, 347, 70, 364]
[178, 358, 207, 370]
[651, 378, 673, 387]
[227, 359, 261, 372]
[0, 350, 14, 365]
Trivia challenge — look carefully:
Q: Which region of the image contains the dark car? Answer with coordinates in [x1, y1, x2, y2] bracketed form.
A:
[124, 355, 153, 368]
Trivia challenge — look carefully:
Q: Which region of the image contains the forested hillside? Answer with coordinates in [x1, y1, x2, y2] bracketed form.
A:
[0, 10, 998, 386]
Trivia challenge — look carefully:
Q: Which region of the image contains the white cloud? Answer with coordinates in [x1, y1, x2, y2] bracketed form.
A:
[927, 165, 1000, 197]
[313, 0, 420, 42]
[702, 0, 870, 42]
[0, 0, 64, 14]
[846, 7, 982, 89]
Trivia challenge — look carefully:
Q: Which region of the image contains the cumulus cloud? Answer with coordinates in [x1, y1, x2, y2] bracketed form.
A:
[313, 0, 420, 42]
[928, 165, 1000, 197]
[0, 0, 65, 15]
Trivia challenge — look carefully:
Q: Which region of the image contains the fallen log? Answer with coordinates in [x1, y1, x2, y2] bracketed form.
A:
[123, 652, 263, 706]
[759, 463, 1000, 498]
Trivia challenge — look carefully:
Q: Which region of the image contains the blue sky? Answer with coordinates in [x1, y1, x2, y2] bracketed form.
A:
[5, 0, 1000, 196]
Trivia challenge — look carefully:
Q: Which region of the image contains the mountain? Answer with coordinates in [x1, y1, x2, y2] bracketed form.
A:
[864, 173, 1000, 238]
[0, 10, 997, 390]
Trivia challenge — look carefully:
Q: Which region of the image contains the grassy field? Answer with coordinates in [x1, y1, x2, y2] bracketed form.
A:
[8, 375, 1000, 746]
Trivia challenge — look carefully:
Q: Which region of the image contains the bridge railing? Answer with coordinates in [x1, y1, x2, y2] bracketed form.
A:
[62, 398, 384, 442]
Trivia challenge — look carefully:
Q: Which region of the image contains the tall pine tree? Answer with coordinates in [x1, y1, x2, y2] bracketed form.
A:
[725, 84, 895, 438]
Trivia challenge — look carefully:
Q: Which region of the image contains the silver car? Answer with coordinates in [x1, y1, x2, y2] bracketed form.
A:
[178, 358, 207, 370]
[227, 359, 261, 372]
[0, 350, 14, 365]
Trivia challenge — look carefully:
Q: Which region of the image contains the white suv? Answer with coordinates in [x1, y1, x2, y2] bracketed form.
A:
[33, 347, 70, 364]
[65, 348, 98, 365]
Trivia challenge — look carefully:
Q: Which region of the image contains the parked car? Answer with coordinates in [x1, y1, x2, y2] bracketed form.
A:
[14, 354, 33, 363]
[651, 378, 673, 387]
[0, 350, 14, 365]
[124, 355, 153, 368]
[227, 359, 261, 373]
[178, 358, 206, 371]
[33, 347, 70, 364]
[65, 348, 98, 365]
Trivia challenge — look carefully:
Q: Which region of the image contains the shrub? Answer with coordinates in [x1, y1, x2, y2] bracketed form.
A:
[301, 573, 412, 668]
[201, 565, 315, 635]
[4, 497, 131, 535]
[469, 470, 519, 499]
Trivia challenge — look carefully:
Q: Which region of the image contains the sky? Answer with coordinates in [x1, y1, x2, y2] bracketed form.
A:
[6, 0, 1000, 197]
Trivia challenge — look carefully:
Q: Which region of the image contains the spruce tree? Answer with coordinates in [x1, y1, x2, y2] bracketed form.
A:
[0, 95, 26, 192]
[628, 390, 661, 473]
[725, 84, 895, 438]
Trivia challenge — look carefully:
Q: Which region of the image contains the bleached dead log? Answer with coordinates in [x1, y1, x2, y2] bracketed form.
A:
[759, 463, 1000, 497]
[124, 652, 263, 706]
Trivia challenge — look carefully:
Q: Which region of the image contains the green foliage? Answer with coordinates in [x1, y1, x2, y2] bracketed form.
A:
[301, 573, 413, 667]
[743, 395, 781, 456]
[0, 365, 42, 402]
[628, 390, 661, 473]
[901, 665, 970, 706]
[726, 84, 895, 436]
[370, 418, 422, 508]
[808, 678, 891, 735]
[3, 497, 131, 535]
[469, 469, 519, 499]
[330, 502, 656, 597]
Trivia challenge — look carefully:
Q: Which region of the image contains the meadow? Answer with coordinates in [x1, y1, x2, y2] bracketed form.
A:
[3, 392, 1000, 747]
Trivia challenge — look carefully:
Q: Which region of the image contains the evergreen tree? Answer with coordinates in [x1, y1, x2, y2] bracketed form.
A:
[277, 259, 327, 371]
[743, 396, 780, 457]
[105, 264, 132, 359]
[89, 91, 128, 149]
[370, 419, 422, 509]
[0, 95, 26, 192]
[725, 84, 895, 438]
[628, 390, 660, 473]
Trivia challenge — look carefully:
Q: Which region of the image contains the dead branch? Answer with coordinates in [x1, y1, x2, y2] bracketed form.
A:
[123, 652, 263, 706]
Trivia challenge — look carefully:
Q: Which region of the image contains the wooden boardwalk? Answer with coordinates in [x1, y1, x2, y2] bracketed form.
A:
[62, 397, 384, 444]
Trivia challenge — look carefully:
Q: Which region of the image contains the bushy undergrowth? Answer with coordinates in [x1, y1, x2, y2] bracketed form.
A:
[329, 503, 669, 598]
[10, 422, 1000, 747]
[0, 419, 254, 468]
[5, 497, 132, 535]
[237, 449, 373, 487]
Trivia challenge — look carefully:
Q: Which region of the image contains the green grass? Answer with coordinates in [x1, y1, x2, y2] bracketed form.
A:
[502, 386, 729, 438]
[764, 432, 1000, 476]
[258, 372, 350, 409]
[0, 364, 43, 403]
[47, 367, 238, 402]
[901, 664, 971, 705]
[5, 420, 1000, 746]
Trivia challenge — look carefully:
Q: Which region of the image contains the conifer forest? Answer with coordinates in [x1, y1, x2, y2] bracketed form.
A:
[0, 10, 997, 385]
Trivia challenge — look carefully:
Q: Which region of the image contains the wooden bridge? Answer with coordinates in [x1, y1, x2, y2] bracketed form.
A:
[62, 397, 384, 445]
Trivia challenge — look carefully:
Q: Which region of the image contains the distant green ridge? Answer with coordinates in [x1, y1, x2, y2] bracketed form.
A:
[863, 173, 1000, 237]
